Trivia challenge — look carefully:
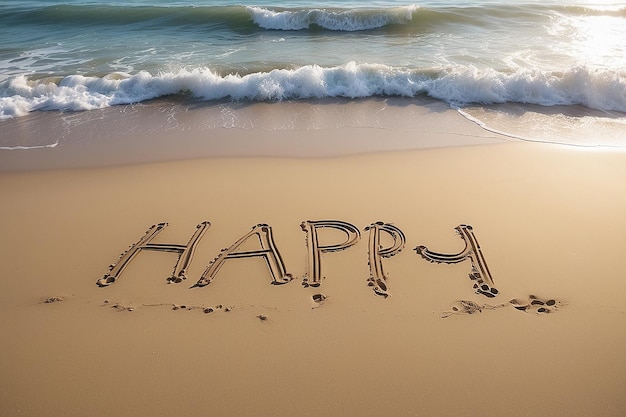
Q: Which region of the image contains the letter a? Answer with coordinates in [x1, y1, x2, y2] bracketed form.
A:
[97, 222, 211, 287]
[415, 224, 499, 297]
[365, 222, 406, 298]
[194, 224, 292, 288]
[301, 220, 361, 287]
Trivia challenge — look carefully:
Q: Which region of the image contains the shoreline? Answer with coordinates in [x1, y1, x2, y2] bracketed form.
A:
[3, 96, 625, 173]
[0, 97, 509, 171]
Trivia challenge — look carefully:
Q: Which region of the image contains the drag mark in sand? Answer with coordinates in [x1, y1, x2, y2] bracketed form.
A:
[102, 300, 135, 312]
[441, 300, 507, 318]
[101, 300, 284, 322]
[415, 224, 499, 298]
[104, 300, 234, 313]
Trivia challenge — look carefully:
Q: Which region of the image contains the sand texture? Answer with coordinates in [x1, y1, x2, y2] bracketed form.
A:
[1, 109, 626, 416]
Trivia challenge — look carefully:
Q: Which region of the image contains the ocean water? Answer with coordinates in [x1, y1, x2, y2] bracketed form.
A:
[1, 0, 625, 146]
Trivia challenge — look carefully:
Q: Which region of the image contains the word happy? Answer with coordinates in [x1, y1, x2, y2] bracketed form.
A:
[98, 220, 499, 299]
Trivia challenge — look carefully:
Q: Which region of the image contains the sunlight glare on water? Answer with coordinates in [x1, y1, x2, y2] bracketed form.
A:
[547, 6, 626, 68]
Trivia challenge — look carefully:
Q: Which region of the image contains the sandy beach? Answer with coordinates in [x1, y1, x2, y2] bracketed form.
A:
[1, 100, 625, 417]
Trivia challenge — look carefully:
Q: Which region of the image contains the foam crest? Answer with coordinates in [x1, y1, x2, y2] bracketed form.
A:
[1, 63, 625, 119]
[430, 66, 626, 112]
[246, 5, 418, 31]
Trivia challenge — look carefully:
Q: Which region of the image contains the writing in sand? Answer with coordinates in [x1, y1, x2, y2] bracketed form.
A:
[97, 221, 563, 316]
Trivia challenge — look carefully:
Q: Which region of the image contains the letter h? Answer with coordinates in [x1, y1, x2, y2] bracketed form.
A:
[97, 222, 210, 287]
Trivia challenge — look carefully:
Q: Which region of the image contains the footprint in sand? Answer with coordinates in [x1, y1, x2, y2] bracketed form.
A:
[509, 295, 564, 314]
[442, 295, 565, 318]
[41, 296, 64, 304]
[202, 304, 224, 314]
[311, 293, 327, 308]
[111, 303, 135, 312]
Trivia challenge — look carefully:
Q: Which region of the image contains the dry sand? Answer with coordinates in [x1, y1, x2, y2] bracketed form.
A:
[1, 101, 625, 417]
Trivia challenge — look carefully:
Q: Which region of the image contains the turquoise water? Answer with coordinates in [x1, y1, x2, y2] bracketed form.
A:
[1, 0, 625, 144]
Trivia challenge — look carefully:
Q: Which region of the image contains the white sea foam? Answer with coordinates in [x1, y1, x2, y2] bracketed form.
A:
[0, 143, 59, 150]
[246, 5, 419, 31]
[1, 63, 625, 119]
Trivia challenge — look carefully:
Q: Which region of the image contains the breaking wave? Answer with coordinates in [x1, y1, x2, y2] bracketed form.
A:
[246, 5, 419, 31]
[2, 63, 625, 119]
[5, 3, 623, 33]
